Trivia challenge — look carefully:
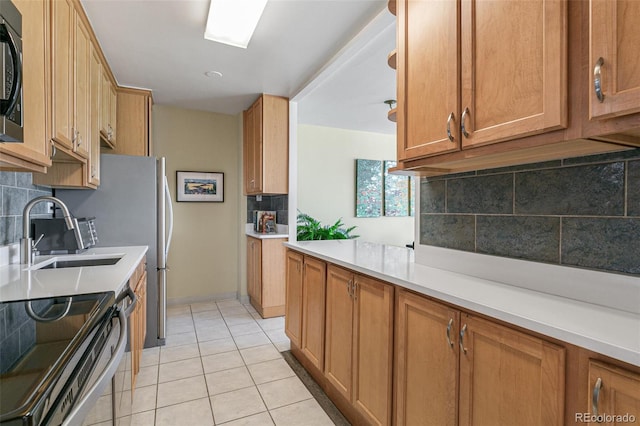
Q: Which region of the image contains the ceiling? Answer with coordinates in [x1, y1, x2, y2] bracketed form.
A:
[81, 0, 396, 135]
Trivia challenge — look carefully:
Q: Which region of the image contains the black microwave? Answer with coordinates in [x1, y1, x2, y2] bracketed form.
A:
[0, 0, 22, 142]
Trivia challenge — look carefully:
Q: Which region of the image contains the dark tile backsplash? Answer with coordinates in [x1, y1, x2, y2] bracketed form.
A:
[0, 171, 52, 245]
[246, 195, 288, 226]
[420, 149, 640, 275]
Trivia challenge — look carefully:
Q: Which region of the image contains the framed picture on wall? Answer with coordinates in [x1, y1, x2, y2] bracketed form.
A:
[176, 171, 224, 202]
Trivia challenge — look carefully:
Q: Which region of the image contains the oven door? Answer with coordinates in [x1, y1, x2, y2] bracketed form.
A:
[80, 288, 136, 426]
[46, 307, 127, 426]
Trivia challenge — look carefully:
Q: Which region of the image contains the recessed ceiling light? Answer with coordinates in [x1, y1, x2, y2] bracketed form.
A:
[205, 70, 223, 78]
[204, 0, 268, 49]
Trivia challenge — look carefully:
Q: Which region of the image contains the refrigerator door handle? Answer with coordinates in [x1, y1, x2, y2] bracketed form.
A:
[164, 175, 174, 260]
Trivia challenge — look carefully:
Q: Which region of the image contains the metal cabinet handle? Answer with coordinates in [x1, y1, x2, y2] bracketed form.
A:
[50, 141, 57, 159]
[77, 135, 82, 147]
[346, 279, 352, 297]
[594, 57, 604, 103]
[459, 324, 468, 354]
[461, 108, 470, 138]
[592, 377, 603, 416]
[446, 318, 454, 348]
[446, 112, 455, 142]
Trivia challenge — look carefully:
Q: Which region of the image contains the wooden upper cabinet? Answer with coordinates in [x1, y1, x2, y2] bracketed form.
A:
[460, 0, 567, 148]
[458, 314, 565, 426]
[0, 0, 51, 172]
[88, 45, 101, 186]
[395, 290, 460, 426]
[51, 0, 74, 150]
[243, 94, 288, 195]
[99, 68, 117, 148]
[74, 15, 90, 159]
[397, 0, 567, 161]
[589, 0, 640, 119]
[115, 87, 152, 156]
[397, 0, 460, 161]
[587, 360, 640, 422]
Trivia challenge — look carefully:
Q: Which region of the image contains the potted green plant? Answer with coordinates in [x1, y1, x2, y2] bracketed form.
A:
[296, 212, 358, 241]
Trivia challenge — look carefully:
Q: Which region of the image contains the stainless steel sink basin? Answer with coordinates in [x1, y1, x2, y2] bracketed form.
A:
[37, 257, 122, 270]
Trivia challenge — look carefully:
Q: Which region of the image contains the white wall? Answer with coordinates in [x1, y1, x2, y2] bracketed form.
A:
[153, 105, 242, 303]
[297, 124, 414, 247]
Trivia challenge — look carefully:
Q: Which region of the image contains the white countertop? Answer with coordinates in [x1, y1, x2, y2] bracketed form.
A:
[285, 240, 640, 367]
[245, 223, 289, 239]
[0, 246, 148, 302]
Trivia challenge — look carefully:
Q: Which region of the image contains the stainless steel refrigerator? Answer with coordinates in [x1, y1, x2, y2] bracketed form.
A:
[56, 154, 173, 347]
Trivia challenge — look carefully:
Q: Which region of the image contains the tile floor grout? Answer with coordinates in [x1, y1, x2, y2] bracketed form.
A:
[84, 299, 336, 426]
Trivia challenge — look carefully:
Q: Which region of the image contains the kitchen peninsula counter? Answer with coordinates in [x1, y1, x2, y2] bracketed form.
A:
[285, 239, 640, 366]
[0, 246, 148, 302]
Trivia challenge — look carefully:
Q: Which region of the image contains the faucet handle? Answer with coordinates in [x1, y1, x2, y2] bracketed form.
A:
[32, 233, 44, 249]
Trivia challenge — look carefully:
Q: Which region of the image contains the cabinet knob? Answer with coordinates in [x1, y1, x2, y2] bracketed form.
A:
[594, 57, 605, 103]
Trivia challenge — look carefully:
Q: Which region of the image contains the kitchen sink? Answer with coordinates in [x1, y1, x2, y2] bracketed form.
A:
[36, 256, 122, 270]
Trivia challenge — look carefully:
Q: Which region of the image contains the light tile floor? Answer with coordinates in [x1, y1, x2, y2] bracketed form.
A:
[94, 299, 337, 425]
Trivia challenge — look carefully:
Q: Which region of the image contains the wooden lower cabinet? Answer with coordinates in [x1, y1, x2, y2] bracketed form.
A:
[395, 292, 565, 426]
[395, 290, 460, 426]
[247, 237, 287, 318]
[301, 256, 326, 371]
[286, 251, 639, 426]
[129, 260, 147, 394]
[458, 314, 566, 426]
[284, 250, 303, 348]
[325, 265, 394, 425]
[587, 361, 640, 424]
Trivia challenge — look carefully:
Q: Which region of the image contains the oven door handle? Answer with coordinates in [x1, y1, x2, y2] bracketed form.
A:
[62, 308, 127, 426]
[116, 286, 138, 318]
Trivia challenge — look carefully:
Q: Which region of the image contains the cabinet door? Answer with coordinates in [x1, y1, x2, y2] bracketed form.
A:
[109, 83, 117, 144]
[285, 251, 303, 348]
[397, 0, 460, 161]
[352, 274, 393, 426]
[588, 361, 640, 423]
[243, 107, 255, 194]
[115, 89, 150, 156]
[88, 45, 101, 186]
[460, 0, 566, 148]
[252, 97, 264, 193]
[0, 0, 51, 171]
[324, 265, 354, 402]
[395, 290, 459, 426]
[301, 256, 326, 371]
[458, 314, 565, 426]
[247, 238, 262, 304]
[74, 15, 90, 159]
[589, 0, 640, 119]
[100, 69, 116, 146]
[51, 0, 74, 150]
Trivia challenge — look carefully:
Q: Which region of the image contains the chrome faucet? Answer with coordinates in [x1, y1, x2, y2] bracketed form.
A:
[21, 196, 77, 266]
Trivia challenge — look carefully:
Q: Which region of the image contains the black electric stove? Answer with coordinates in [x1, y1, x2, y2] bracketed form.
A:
[0, 292, 116, 426]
